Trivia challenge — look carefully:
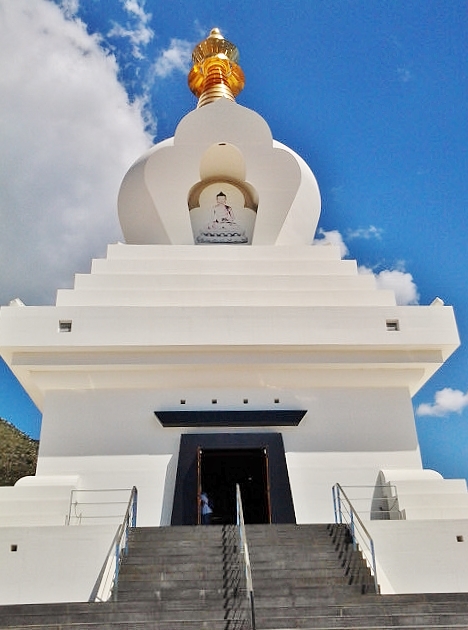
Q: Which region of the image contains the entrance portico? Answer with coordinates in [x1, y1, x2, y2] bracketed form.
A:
[171, 433, 295, 526]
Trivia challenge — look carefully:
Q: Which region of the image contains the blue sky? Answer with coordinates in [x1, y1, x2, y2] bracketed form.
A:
[0, 1, 467, 479]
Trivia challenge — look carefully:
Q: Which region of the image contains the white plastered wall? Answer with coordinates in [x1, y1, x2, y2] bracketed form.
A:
[35, 385, 420, 525]
[369, 519, 468, 594]
[0, 525, 116, 604]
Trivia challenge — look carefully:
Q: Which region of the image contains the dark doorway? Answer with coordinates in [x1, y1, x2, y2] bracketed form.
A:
[199, 448, 271, 525]
[171, 433, 296, 526]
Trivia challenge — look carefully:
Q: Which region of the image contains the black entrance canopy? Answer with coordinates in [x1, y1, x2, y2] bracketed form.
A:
[154, 409, 306, 427]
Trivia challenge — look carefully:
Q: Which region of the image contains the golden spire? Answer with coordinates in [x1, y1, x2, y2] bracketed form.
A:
[188, 28, 245, 108]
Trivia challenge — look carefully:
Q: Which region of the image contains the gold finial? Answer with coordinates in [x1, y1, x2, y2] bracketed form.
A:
[188, 28, 245, 108]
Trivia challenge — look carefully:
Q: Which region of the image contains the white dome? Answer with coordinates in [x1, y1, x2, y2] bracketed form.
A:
[118, 98, 321, 246]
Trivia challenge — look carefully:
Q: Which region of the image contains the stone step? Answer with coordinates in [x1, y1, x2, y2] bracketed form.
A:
[250, 591, 339, 604]
[12, 595, 468, 618]
[248, 535, 342, 545]
[4, 608, 468, 630]
[117, 581, 229, 595]
[0, 608, 226, 626]
[0, 601, 226, 625]
[116, 594, 227, 605]
[246, 523, 331, 531]
[126, 525, 226, 543]
[256, 557, 357, 567]
[252, 562, 372, 577]
[246, 529, 334, 539]
[255, 598, 468, 616]
[120, 551, 224, 563]
[253, 576, 358, 589]
[118, 579, 227, 599]
[127, 531, 225, 542]
[248, 541, 339, 550]
[0, 616, 243, 630]
[128, 538, 223, 553]
[118, 566, 224, 578]
[0, 623, 245, 630]
[251, 584, 365, 599]
[246, 524, 331, 532]
[129, 525, 224, 544]
[118, 586, 357, 604]
[124, 542, 224, 552]
[253, 591, 468, 627]
[257, 614, 468, 629]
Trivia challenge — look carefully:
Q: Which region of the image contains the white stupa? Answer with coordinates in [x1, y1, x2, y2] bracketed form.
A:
[0, 28, 465, 603]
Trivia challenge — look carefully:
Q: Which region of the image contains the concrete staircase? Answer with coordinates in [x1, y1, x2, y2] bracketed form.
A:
[115, 524, 239, 626]
[248, 523, 375, 628]
[1, 524, 468, 628]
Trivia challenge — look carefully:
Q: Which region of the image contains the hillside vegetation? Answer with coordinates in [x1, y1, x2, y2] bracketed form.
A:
[0, 418, 38, 486]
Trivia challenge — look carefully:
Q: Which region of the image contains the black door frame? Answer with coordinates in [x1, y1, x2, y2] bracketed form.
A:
[171, 433, 296, 526]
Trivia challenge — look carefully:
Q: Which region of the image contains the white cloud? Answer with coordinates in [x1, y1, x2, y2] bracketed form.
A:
[314, 228, 419, 305]
[154, 38, 193, 78]
[416, 388, 468, 417]
[123, 0, 149, 22]
[313, 229, 349, 258]
[359, 266, 419, 305]
[375, 269, 419, 305]
[0, 0, 151, 306]
[347, 225, 383, 240]
[59, 0, 79, 18]
[108, 0, 153, 59]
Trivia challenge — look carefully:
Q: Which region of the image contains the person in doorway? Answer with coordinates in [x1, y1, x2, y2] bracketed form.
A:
[200, 491, 213, 525]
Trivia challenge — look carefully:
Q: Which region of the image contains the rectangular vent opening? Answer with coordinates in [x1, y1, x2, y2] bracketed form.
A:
[386, 319, 400, 332]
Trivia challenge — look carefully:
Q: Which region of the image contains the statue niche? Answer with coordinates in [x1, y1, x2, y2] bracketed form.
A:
[188, 143, 258, 245]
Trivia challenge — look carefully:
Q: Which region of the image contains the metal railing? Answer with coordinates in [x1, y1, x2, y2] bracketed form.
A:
[236, 484, 256, 630]
[332, 483, 379, 594]
[336, 484, 402, 521]
[67, 488, 139, 526]
[88, 486, 138, 602]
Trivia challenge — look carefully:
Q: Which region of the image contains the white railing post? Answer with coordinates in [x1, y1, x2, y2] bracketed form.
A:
[88, 486, 138, 602]
[350, 508, 356, 551]
[332, 483, 379, 594]
[236, 484, 256, 630]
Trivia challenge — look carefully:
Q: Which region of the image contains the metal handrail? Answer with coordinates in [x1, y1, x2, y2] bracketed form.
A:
[67, 488, 137, 525]
[337, 484, 402, 520]
[332, 483, 379, 593]
[89, 486, 138, 602]
[236, 484, 256, 630]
